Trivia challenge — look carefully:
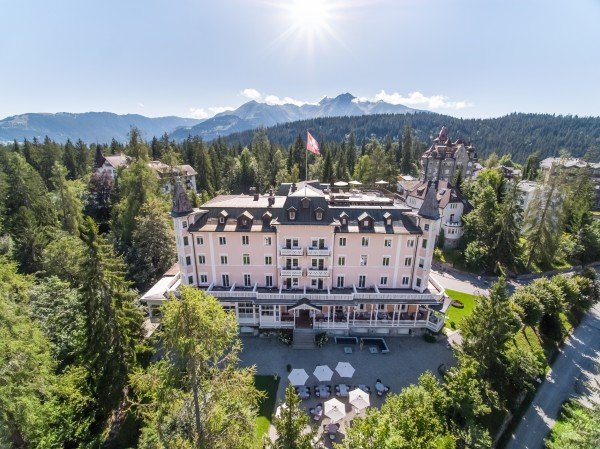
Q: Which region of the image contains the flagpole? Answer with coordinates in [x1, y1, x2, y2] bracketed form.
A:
[305, 130, 308, 195]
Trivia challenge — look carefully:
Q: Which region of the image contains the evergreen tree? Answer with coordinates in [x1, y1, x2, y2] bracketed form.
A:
[78, 218, 143, 423]
[267, 385, 316, 449]
[74, 139, 89, 177]
[523, 170, 565, 269]
[401, 122, 413, 175]
[321, 148, 334, 184]
[63, 139, 78, 179]
[234, 148, 258, 192]
[50, 162, 83, 235]
[522, 151, 540, 180]
[494, 181, 523, 269]
[128, 198, 176, 290]
[346, 131, 357, 173]
[130, 287, 260, 449]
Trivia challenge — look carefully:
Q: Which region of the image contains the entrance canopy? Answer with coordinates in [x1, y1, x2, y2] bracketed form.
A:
[287, 297, 322, 312]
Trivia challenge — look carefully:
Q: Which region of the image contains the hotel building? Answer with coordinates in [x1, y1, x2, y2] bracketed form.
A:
[156, 181, 448, 336]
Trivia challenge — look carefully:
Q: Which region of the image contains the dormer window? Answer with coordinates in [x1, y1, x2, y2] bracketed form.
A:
[315, 207, 324, 221]
[287, 206, 297, 221]
[383, 212, 392, 227]
[339, 212, 349, 227]
[219, 210, 228, 224]
[237, 211, 253, 229]
[301, 197, 310, 209]
[357, 212, 373, 230]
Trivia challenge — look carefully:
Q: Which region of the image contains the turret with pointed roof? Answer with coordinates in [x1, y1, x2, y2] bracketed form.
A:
[418, 181, 440, 220]
[171, 180, 193, 217]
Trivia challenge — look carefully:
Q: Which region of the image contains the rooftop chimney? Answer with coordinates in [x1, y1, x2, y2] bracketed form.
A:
[291, 183, 297, 193]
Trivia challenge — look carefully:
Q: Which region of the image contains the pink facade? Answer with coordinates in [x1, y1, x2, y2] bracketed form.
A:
[170, 181, 446, 335]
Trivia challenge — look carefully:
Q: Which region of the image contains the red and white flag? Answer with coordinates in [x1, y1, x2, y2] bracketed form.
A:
[307, 131, 320, 155]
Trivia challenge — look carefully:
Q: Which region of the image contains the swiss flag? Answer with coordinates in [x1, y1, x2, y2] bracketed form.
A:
[307, 131, 320, 155]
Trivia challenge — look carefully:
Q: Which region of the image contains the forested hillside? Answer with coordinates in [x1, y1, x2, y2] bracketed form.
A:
[221, 112, 600, 162]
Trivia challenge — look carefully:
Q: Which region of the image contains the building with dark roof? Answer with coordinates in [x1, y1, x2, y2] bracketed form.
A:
[420, 127, 478, 183]
[401, 180, 471, 248]
[162, 182, 448, 336]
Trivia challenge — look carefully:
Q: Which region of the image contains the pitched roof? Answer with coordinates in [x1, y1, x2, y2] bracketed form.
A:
[418, 182, 441, 220]
[171, 181, 193, 217]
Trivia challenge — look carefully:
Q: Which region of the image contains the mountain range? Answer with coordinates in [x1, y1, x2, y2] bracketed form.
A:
[0, 112, 201, 143]
[0, 93, 419, 143]
[169, 93, 419, 141]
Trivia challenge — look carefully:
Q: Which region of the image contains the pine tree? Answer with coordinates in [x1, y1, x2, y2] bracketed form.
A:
[347, 131, 357, 173]
[401, 122, 413, 175]
[322, 147, 334, 184]
[494, 181, 523, 269]
[268, 385, 316, 449]
[63, 139, 78, 179]
[50, 162, 83, 235]
[74, 139, 89, 177]
[128, 198, 176, 289]
[78, 217, 143, 422]
[523, 170, 565, 269]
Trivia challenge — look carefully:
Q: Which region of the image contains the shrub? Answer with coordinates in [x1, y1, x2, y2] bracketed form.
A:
[449, 321, 456, 329]
[279, 331, 293, 346]
[451, 300, 464, 309]
[423, 332, 437, 343]
[315, 332, 328, 347]
[286, 364, 292, 373]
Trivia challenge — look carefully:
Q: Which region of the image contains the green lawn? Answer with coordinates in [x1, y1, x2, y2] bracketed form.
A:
[445, 289, 479, 330]
[254, 375, 280, 448]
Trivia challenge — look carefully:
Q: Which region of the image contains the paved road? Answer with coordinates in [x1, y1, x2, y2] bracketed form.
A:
[504, 302, 600, 449]
[431, 269, 490, 295]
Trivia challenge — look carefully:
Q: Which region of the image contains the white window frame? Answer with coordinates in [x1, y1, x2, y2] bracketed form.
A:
[384, 238, 392, 247]
[242, 235, 249, 245]
[265, 275, 273, 287]
[198, 255, 206, 265]
[338, 255, 346, 266]
[264, 236, 272, 246]
[360, 255, 368, 266]
[219, 236, 227, 245]
[242, 254, 250, 265]
[380, 276, 388, 286]
[199, 273, 208, 284]
[196, 236, 204, 245]
[402, 276, 410, 286]
[382, 256, 390, 267]
[358, 275, 366, 288]
[243, 274, 252, 287]
[404, 257, 412, 267]
[336, 275, 345, 288]
[222, 273, 230, 287]
[339, 237, 347, 247]
[264, 255, 272, 265]
[220, 254, 228, 265]
[361, 237, 369, 247]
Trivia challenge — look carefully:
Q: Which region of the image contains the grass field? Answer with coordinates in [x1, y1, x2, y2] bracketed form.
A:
[445, 289, 479, 330]
[254, 375, 280, 448]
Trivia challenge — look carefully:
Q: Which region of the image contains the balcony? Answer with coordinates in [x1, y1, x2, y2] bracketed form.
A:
[307, 268, 329, 277]
[280, 247, 303, 256]
[281, 268, 302, 276]
[307, 247, 330, 256]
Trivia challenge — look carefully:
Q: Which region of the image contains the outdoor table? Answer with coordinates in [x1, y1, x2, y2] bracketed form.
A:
[375, 382, 385, 393]
[312, 406, 323, 420]
[338, 384, 349, 397]
[297, 386, 310, 399]
[358, 384, 371, 394]
[318, 385, 330, 398]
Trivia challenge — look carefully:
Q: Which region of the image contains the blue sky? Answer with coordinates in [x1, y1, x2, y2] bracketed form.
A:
[1, 0, 599, 119]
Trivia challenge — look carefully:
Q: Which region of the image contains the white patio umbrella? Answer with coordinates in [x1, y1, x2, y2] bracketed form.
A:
[333, 181, 348, 187]
[275, 403, 288, 418]
[288, 368, 309, 386]
[349, 388, 370, 411]
[349, 180, 363, 185]
[313, 365, 334, 382]
[324, 398, 346, 422]
[335, 361, 355, 378]
[375, 180, 389, 185]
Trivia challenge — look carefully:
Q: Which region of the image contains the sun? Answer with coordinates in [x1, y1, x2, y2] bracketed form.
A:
[288, 0, 332, 33]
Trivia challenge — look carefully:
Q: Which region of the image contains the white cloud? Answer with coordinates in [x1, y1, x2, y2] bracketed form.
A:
[264, 94, 319, 107]
[138, 102, 145, 108]
[189, 106, 234, 119]
[354, 90, 473, 110]
[241, 88, 262, 101]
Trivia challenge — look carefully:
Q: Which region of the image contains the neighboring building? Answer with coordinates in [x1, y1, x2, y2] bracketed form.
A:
[420, 127, 478, 182]
[396, 174, 421, 196]
[95, 153, 131, 178]
[500, 165, 522, 180]
[164, 181, 447, 335]
[94, 150, 197, 193]
[540, 157, 600, 209]
[401, 180, 471, 249]
[517, 180, 539, 212]
[147, 160, 197, 193]
[140, 263, 181, 316]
